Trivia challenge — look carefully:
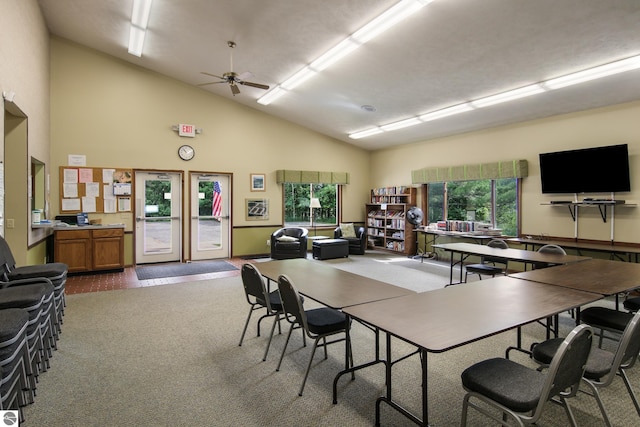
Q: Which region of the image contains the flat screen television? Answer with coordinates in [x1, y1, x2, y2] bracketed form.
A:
[539, 144, 631, 194]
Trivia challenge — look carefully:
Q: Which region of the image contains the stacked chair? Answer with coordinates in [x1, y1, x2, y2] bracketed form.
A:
[0, 236, 68, 420]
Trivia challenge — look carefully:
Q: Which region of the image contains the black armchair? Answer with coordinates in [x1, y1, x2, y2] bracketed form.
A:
[270, 227, 308, 259]
[334, 225, 366, 255]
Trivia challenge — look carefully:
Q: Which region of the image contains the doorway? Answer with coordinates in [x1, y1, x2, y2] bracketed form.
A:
[189, 173, 231, 260]
[135, 171, 182, 264]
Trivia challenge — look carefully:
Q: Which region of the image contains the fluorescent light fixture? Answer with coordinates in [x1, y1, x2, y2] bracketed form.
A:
[257, 86, 287, 105]
[349, 127, 384, 139]
[131, 0, 153, 28]
[471, 84, 546, 108]
[353, 0, 431, 43]
[128, 0, 153, 57]
[380, 117, 422, 131]
[281, 67, 317, 90]
[259, 0, 430, 105]
[419, 103, 474, 122]
[310, 39, 360, 71]
[544, 55, 640, 90]
[128, 27, 146, 57]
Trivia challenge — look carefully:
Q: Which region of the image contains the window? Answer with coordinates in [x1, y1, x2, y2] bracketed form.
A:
[426, 178, 519, 236]
[283, 183, 338, 227]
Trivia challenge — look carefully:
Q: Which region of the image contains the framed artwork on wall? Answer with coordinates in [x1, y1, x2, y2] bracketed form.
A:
[246, 198, 269, 221]
[250, 173, 266, 191]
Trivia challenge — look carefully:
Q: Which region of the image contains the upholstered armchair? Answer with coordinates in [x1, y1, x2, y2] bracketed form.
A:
[334, 224, 366, 255]
[270, 227, 309, 259]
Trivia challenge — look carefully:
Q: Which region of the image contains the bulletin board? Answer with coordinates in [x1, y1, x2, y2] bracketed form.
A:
[59, 166, 133, 213]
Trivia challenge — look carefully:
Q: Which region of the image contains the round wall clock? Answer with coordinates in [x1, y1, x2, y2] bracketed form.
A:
[178, 144, 195, 161]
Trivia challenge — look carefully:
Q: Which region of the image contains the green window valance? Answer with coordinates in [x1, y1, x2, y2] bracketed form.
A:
[276, 170, 349, 184]
[411, 159, 528, 184]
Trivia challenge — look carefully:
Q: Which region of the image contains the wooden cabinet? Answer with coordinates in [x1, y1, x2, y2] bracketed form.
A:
[366, 187, 417, 255]
[54, 227, 124, 273]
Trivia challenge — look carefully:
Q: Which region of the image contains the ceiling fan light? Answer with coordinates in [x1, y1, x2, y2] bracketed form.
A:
[349, 127, 383, 139]
[281, 67, 317, 90]
[544, 55, 640, 90]
[380, 117, 422, 131]
[257, 86, 287, 105]
[471, 84, 546, 108]
[352, 0, 429, 44]
[419, 103, 474, 122]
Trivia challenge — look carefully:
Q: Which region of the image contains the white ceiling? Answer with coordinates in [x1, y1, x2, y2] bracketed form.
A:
[37, 0, 640, 151]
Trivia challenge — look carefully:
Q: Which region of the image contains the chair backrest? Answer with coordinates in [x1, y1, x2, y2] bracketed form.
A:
[274, 227, 308, 239]
[541, 324, 593, 405]
[612, 310, 640, 374]
[0, 236, 16, 278]
[484, 239, 509, 264]
[538, 244, 567, 255]
[240, 264, 271, 309]
[277, 274, 308, 331]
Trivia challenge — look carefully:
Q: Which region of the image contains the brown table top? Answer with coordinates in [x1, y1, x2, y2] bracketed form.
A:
[433, 242, 591, 265]
[511, 258, 640, 296]
[256, 258, 414, 309]
[508, 237, 640, 254]
[343, 276, 600, 353]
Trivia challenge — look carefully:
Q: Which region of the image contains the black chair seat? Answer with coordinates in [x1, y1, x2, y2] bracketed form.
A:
[0, 309, 29, 341]
[306, 308, 348, 335]
[461, 357, 545, 413]
[465, 264, 504, 274]
[7, 263, 67, 282]
[624, 296, 640, 312]
[581, 306, 632, 332]
[532, 338, 614, 379]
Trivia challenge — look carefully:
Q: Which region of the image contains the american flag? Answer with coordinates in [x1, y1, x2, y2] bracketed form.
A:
[212, 181, 222, 218]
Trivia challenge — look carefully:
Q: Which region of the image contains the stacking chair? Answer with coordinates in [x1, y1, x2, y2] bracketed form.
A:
[276, 274, 352, 396]
[464, 239, 509, 282]
[532, 310, 640, 426]
[532, 244, 566, 269]
[580, 306, 633, 347]
[460, 324, 593, 426]
[0, 281, 55, 394]
[0, 236, 68, 335]
[0, 308, 31, 420]
[238, 263, 286, 361]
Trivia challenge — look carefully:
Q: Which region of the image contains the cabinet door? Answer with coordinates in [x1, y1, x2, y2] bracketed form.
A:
[55, 235, 92, 273]
[92, 230, 124, 271]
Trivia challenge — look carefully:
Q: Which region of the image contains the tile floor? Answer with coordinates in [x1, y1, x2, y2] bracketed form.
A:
[65, 258, 247, 294]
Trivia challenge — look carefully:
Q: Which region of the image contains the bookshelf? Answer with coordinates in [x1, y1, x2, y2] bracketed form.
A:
[366, 187, 417, 255]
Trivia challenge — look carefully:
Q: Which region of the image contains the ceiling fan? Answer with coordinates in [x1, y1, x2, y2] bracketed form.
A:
[198, 41, 269, 96]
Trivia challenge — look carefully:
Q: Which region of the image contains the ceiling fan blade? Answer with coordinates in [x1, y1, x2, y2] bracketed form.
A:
[239, 81, 270, 90]
[197, 81, 226, 86]
[200, 71, 227, 80]
[230, 84, 240, 95]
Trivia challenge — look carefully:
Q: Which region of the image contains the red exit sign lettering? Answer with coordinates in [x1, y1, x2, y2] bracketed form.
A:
[178, 124, 195, 137]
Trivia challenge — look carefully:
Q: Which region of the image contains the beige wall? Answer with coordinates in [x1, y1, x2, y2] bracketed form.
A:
[371, 101, 640, 243]
[49, 38, 371, 258]
[0, 0, 50, 264]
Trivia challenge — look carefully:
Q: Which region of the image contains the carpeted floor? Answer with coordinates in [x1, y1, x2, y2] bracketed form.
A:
[135, 260, 238, 280]
[22, 253, 640, 426]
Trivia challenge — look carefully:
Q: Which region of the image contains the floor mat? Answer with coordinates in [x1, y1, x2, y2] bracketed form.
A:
[135, 261, 238, 280]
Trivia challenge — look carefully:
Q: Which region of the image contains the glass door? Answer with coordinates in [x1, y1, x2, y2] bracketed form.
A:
[190, 173, 230, 260]
[135, 171, 182, 264]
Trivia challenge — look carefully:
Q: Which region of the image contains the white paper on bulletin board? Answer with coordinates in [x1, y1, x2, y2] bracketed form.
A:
[61, 198, 81, 211]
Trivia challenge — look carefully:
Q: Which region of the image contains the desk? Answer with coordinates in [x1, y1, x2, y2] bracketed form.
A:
[433, 242, 591, 285]
[256, 259, 414, 309]
[512, 258, 640, 309]
[509, 237, 640, 263]
[343, 276, 601, 426]
[415, 229, 497, 261]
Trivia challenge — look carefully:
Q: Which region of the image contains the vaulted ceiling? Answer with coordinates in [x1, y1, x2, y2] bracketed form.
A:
[38, 0, 640, 150]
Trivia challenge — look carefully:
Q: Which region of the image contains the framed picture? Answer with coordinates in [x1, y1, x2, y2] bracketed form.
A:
[250, 173, 266, 191]
[246, 198, 269, 221]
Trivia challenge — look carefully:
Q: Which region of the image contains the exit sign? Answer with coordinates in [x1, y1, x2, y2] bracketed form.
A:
[178, 124, 195, 137]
